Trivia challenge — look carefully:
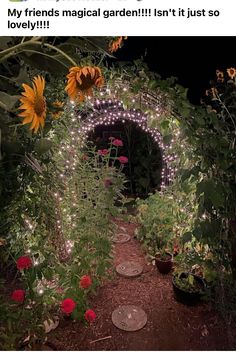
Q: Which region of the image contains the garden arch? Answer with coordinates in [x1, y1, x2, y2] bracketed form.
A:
[70, 81, 177, 190]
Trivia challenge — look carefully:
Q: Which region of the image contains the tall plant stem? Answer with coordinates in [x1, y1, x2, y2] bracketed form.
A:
[0, 37, 42, 57]
[0, 38, 77, 67]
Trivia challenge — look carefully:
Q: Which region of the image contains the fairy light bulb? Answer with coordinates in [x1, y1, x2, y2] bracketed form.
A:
[36, 283, 45, 295]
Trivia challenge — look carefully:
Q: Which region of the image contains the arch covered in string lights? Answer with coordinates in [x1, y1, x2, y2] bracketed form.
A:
[71, 81, 177, 189]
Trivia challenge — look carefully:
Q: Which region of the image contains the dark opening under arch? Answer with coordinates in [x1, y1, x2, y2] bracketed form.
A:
[88, 120, 163, 197]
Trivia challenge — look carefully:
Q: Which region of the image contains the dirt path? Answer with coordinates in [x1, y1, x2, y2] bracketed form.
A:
[48, 218, 235, 350]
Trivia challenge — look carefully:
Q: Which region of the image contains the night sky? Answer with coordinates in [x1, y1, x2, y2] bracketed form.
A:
[113, 37, 236, 104]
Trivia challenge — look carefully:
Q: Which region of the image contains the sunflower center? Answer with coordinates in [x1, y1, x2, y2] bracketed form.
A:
[34, 96, 46, 116]
[78, 74, 96, 91]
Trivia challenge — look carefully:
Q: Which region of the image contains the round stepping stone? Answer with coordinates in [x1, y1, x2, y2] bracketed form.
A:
[112, 233, 131, 244]
[112, 305, 147, 332]
[116, 261, 143, 278]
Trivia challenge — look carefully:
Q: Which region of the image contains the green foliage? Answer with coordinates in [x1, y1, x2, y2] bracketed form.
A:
[131, 63, 236, 320]
[136, 193, 177, 256]
[173, 273, 204, 293]
[0, 98, 126, 350]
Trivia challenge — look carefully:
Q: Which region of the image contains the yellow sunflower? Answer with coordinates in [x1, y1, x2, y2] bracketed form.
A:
[205, 87, 218, 98]
[18, 76, 46, 133]
[216, 70, 224, 82]
[109, 36, 127, 53]
[65, 66, 104, 102]
[227, 67, 236, 80]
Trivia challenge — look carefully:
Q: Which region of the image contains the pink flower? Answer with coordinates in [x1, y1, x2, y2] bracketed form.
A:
[56, 287, 64, 294]
[82, 155, 88, 161]
[113, 139, 123, 147]
[109, 137, 115, 141]
[85, 309, 96, 322]
[61, 298, 76, 314]
[79, 275, 92, 289]
[98, 149, 109, 156]
[104, 179, 113, 188]
[118, 156, 128, 164]
[11, 290, 25, 303]
[16, 256, 32, 270]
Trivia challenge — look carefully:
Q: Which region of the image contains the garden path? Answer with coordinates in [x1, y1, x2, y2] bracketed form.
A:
[48, 217, 235, 350]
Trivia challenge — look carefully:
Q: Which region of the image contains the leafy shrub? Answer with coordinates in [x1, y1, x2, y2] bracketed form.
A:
[136, 193, 177, 256]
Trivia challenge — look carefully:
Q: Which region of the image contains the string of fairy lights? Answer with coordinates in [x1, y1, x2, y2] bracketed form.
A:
[73, 87, 178, 189]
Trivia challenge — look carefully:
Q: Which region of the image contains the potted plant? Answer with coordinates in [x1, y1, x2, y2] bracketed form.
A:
[155, 249, 173, 274]
[136, 194, 179, 273]
[153, 232, 174, 272]
[172, 271, 205, 305]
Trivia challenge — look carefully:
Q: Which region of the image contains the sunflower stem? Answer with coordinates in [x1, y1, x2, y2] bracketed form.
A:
[0, 37, 42, 58]
[97, 53, 106, 66]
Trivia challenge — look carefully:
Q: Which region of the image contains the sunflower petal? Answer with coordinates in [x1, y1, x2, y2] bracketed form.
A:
[22, 83, 35, 98]
[89, 67, 96, 79]
[69, 66, 81, 72]
[22, 115, 34, 125]
[18, 111, 31, 117]
[19, 103, 32, 110]
[82, 67, 89, 76]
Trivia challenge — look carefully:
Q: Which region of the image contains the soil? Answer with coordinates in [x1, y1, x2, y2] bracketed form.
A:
[156, 253, 172, 261]
[48, 218, 236, 351]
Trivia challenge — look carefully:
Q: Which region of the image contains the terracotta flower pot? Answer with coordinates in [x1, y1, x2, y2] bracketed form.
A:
[155, 252, 173, 274]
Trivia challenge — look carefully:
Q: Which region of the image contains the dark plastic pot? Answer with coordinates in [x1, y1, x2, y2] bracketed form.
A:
[172, 272, 205, 305]
[155, 252, 173, 274]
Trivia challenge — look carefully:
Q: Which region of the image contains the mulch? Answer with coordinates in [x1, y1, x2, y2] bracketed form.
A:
[48, 218, 236, 351]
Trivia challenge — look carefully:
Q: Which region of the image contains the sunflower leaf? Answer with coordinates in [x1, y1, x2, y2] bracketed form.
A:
[58, 37, 113, 57]
[0, 91, 19, 111]
[34, 139, 53, 155]
[0, 37, 12, 50]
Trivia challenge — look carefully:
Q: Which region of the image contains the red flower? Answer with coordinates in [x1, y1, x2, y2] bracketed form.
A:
[16, 256, 32, 270]
[104, 179, 113, 188]
[118, 156, 128, 164]
[113, 139, 123, 147]
[61, 298, 76, 314]
[173, 245, 179, 256]
[11, 289, 25, 303]
[79, 275, 92, 289]
[85, 309, 96, 322]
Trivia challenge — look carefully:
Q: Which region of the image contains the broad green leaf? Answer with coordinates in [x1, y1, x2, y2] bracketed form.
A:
[34, 139, 53, 155]
[0, 37, 12, 50]
[188, 274, 194, 285]
[0, 91, 19, 111]
[182, 231, 192, 243]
